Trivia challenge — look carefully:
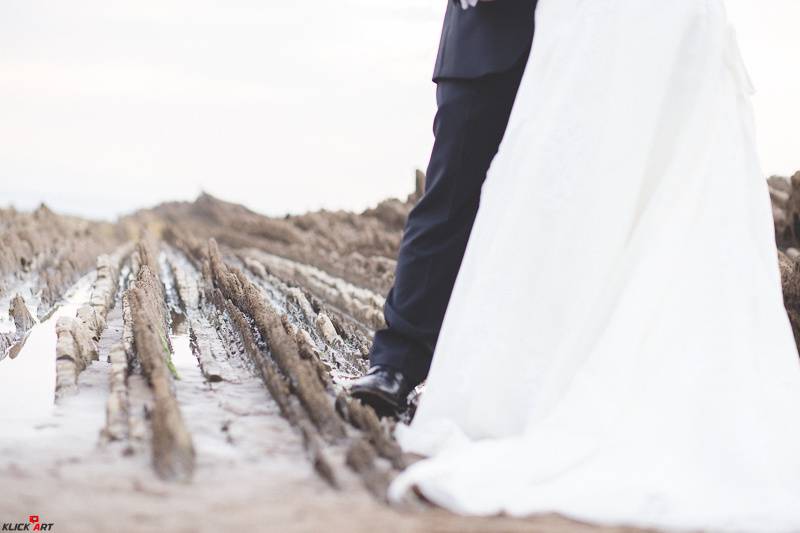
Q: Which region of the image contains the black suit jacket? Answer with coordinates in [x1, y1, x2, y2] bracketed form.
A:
[433, 0, 537, 81]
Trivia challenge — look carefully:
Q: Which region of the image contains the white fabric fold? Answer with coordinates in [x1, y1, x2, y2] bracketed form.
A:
[390, 1, 800, 531]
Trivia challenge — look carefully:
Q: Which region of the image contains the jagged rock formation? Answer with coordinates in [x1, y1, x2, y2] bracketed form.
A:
[0, 204, 121, 313]
[2, 170, 800, 533]
[769, 172, 800, 344]
[124, 187, 414, 296]
[127, 239, 196, 482]
[55, 248, 129, 397]
[0, 204, 121, 361]
[9, 295, 34, 334]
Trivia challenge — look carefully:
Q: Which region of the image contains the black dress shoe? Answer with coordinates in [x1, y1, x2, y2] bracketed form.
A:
[349, 365, 413, 417]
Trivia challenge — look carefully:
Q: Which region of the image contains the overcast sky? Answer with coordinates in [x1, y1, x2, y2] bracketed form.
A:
[0, 1, 797, 220]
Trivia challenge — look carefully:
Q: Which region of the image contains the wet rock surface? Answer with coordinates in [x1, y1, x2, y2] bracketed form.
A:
[1, 172, 799, 532]
[0, 205, 121, 313]
[0, 205, 121, 361]
[9, 294, 34, 333]
[772, 172, 800, 340]
[4, 295, 35, 360]
[126, 187, 412, 296]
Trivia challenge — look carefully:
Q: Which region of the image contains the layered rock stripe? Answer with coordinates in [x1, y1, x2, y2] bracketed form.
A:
[1, 171, 799, 532]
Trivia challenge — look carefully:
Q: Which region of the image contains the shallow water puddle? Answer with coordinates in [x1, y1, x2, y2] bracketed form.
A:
[170, 333, 198, 381]
[0, 273, 95, 420]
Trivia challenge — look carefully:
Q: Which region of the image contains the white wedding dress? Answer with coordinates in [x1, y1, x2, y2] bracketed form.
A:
[389, 1, 800, 531]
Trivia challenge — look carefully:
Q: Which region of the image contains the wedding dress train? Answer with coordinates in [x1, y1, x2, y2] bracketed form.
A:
[388, 1, 800, 531]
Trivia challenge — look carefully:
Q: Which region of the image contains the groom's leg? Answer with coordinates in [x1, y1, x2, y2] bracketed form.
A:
[370, 59, 527, 386]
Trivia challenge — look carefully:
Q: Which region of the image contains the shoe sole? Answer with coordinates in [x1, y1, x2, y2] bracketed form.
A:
[349, 387, 406, 418]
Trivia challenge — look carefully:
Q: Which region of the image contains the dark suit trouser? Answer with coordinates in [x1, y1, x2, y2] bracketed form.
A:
[370, 57, 528, 386]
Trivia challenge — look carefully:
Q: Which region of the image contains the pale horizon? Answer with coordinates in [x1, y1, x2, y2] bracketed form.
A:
[1, 0, 798, 220]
